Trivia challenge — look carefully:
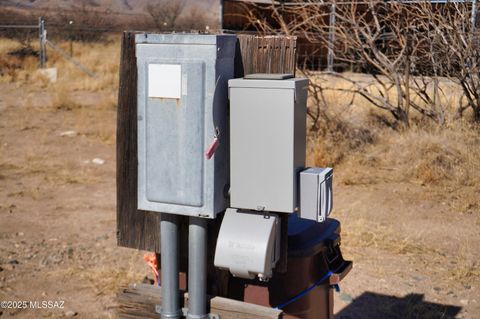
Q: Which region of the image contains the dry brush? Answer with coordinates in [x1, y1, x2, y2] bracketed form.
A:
[249, 0, 480, 126]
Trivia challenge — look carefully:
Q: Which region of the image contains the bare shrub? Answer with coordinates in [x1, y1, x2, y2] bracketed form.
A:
[415, 2, 480, 122]
[176, 7, 213, 31]
[342, 123, 480, 187]
[247, 0, 480, 125]
[0, 8, 38, 40]
[307, 118, 376, 167]
[304, 72, 377, 167]
[145, 0, 185, 31]
[51, 1, 110, 42]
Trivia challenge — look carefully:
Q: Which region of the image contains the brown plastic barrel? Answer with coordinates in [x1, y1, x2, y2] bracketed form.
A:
[268, 217, 341, 319]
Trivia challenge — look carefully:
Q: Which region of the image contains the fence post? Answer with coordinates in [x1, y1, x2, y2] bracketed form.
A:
[327, 4, 336, 72]
[219, 0, 224, 30]
[472, 0, 478, 31]
[38, 17, 46, 69]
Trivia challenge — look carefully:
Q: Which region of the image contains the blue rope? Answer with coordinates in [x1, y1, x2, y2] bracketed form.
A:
[274, 270, 335, 310]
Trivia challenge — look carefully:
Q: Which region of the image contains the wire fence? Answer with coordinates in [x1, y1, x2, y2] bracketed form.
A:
[1, 1, 478, 73]
[0, 18, 96, 77]
[0, 24, 39, 29]
[45, 39, 96, 77]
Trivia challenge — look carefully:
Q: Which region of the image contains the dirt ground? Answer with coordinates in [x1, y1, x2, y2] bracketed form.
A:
[0, 76, 479, 319]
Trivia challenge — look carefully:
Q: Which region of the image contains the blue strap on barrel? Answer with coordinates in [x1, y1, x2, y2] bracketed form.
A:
[274, 270, 334, 310]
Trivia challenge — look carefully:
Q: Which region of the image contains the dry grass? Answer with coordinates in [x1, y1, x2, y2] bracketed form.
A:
[337, 125, 480, 217]
[342, 218, 437, 256]
[1, 36, 479, 315]
[0, 37, 22, 53]
[0, 36, 120, 91]
[48, 84, 83, 111]
[308, 72, 464, 116]
[306, 119, 376, 167]
[0, 154, 99, 186]
[305, 73, 480, 214]
[342, 218, 480, 285]
[63, 265, 144, 296]
[306, 72, 469, 166]
[71, 104, 116, 145]
[0, 37, 118, 145]
[335, 123, 480, 186]
[383, 124, 478, 186]
[55, 253, 145, 296]
[1, 36, 477, 199]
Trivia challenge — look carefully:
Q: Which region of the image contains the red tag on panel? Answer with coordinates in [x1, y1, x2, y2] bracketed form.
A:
[205, 137, 220, 160]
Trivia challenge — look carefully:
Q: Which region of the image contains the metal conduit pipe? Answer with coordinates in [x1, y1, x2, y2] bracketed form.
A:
[160, 214, 182, 319]
[187, 216, 209, 319]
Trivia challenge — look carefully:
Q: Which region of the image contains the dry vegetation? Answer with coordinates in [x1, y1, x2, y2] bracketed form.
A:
[256, 1, 480, 124]
[305, 75, 480, 281]
[0, 37, 119, 91]
[0, 22, 479, 316]
[238, 2, 480, 232]
[1, 36, 119, 147]
[305, 73, 480, 187]
[0, 37, 137, 319]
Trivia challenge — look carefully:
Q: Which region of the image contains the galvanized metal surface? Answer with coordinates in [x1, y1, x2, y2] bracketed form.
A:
[160, 214, 182, 319]
[187, 217, 209, 319]
[38, 17, 46, 69]
[136, 34, 236, 218]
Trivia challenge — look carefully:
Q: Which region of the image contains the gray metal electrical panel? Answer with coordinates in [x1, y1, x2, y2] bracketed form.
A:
[300, 167, 333, 222]
[228, 74, 309, 213]
[136, 34, 236, 218]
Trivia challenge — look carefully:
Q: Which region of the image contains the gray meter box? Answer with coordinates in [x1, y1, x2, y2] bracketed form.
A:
[300, 167, 333, 222]
[136, 34, 236, 218]
[228, 75, 308, 213]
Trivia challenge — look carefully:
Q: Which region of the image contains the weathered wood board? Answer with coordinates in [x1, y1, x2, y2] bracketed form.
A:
[116, 283, 283, 319]
[237, 35, 297, 76]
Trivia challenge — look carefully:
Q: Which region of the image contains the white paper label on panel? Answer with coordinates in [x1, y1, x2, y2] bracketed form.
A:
[148, 64, 182, 99]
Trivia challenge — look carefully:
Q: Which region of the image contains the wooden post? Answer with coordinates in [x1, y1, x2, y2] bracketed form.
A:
[472, 0, 478, 31]
[116, 32, 162, 253]
[219, 0, 225, 30]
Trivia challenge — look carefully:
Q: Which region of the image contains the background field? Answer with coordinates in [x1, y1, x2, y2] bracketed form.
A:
[0, 31, 479, 319]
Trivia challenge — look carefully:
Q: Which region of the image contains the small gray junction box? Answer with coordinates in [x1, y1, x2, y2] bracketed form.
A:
[300, 167, 333, 222]
[136, 34, 236, 218]
[228, 75, 308, 213]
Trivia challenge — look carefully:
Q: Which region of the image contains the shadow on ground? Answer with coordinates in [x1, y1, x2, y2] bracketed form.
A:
[336, 292, 461, 319]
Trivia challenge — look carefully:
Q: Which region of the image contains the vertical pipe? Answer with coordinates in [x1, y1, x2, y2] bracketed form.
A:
[219, 0, 224, 31]
[327, 4, 336, 72]
[472, 0, 477, 31]
[41, 18, 46, 68]
[160, 214, 182, 319]
[187, 217, 208, 319]
[38, 17, 44, 69]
